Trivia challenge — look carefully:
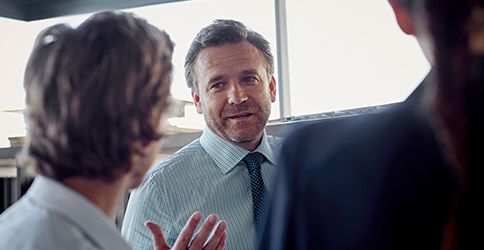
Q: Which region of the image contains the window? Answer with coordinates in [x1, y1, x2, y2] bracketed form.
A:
[285, 0, 430, 116]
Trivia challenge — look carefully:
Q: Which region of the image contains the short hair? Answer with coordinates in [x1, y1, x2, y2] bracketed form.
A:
[21, 11, 174, 181]
[184, 19, 274, 93]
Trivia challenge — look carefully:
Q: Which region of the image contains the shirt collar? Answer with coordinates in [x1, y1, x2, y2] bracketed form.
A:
[27, 175, 131, 250]
[200, 127, 276, 174]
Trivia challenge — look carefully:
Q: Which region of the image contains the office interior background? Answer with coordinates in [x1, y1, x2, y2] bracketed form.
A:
[0, 0, 429, 148]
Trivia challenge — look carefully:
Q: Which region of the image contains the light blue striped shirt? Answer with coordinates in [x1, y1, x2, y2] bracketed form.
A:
[122, 127, 280, 250]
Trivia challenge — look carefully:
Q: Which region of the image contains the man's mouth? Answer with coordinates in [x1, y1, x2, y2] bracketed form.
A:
[228, 112, 252, 119]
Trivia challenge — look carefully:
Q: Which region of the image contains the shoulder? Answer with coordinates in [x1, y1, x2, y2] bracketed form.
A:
[278, 102, 424, 169]
[139, 138, 215, 190]
[0, 198, 96, 249]
[285, 102, 415, 147]
[148, 138, 208, 175]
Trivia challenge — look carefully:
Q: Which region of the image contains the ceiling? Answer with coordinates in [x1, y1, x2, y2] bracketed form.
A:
[0, 0, 189, 21]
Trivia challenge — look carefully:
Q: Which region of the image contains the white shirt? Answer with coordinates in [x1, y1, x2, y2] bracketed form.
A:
[0, 175, 131, 250]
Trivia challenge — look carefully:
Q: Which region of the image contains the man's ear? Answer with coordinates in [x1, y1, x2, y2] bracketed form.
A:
[269, 75, 277, 103]
[388, 0, 415, 35]
[191, 89, 203, 114]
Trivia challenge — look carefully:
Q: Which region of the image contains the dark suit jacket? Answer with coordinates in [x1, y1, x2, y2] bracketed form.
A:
[259, 74, 457, 250]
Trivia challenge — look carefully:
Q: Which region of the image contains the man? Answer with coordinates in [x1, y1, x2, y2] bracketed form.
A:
[0, 11, 226, 250]
[122, 19, 279, 249]
[258, 0, 482, 249]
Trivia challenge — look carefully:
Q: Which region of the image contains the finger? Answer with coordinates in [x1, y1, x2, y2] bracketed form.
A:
[172, 212, 203, 249]
[145, 221, 170, 250]
[188, 214, 218, 249]
[201, 220, 227, 250]
[214, 231, 227, 250]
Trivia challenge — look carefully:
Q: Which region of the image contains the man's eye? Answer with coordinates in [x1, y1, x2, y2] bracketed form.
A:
[243, 77, 256, 82]
[212, 82, 224, 89]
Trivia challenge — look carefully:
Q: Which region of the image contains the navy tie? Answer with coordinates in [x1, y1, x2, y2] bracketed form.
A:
[244, 152, 269, 236]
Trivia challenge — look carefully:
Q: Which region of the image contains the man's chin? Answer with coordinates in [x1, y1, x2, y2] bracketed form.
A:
[226, 130, 262, 144]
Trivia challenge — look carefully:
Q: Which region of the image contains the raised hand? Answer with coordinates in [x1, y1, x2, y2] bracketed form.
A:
[146, 212, 227, 250]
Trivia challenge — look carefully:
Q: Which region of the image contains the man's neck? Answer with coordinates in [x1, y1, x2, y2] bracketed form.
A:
[206, 126, 265, 151]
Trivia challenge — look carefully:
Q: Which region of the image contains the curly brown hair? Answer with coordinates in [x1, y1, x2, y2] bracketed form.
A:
[21, 11, 174, 182]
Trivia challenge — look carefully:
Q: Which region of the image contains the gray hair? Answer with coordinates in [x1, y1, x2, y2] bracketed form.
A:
[184, 19, 274, 93]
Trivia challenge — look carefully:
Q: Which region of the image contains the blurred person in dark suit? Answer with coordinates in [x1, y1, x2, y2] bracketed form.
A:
[260, 0, 484, 249]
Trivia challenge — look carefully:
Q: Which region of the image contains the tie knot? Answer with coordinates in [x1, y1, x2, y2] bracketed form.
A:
[244, 152, 265, 172]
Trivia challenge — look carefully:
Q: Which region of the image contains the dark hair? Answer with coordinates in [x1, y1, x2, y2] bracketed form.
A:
[184, 19, 274, 93]
[21, 11, 174, 181]
[398, 0, 484, 248]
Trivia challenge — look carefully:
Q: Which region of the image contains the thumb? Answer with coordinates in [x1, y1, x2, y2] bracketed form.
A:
[145, 221, 171, 250]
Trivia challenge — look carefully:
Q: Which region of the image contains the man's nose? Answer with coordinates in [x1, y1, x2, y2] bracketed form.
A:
[228, 83, 248, 105]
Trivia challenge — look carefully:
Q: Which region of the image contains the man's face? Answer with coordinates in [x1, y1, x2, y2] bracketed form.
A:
[192, 41, 276, 151]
